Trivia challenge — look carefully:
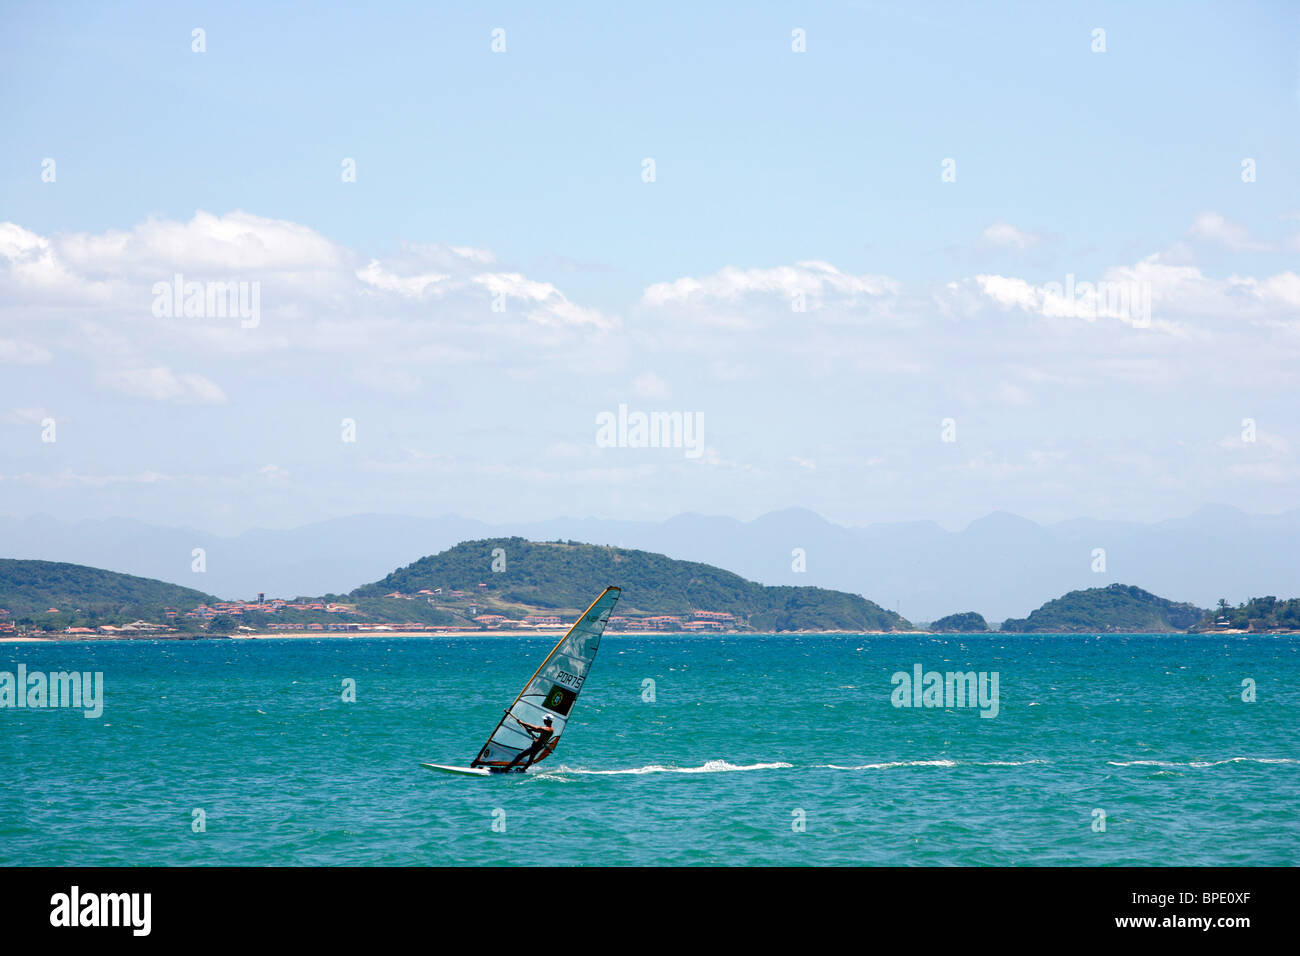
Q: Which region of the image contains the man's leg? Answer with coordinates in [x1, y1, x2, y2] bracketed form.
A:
[504, 742, 539, 772]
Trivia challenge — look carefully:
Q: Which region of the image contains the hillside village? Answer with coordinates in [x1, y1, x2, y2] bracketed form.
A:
[0, 585, 740, 637]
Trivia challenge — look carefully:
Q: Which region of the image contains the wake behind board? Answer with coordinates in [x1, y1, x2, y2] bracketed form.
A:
[421, 585, 621, 778]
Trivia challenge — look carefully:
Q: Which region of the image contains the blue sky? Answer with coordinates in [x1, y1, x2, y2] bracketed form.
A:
[2, 1, 1299, 534]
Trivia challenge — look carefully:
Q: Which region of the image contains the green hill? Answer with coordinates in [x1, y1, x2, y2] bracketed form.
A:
[1000, 583, 1206, 633]
[0, 559, 216, 630]
[1193, 596, 1300, 632]
[930, 611, 989, 632]
[356, 537, 912, 631]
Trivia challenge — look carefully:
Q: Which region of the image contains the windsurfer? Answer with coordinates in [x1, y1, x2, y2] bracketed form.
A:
[504, 714, 556, 771]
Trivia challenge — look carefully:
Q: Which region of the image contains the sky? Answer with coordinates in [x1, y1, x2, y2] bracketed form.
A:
[1, 0, 1298, 535]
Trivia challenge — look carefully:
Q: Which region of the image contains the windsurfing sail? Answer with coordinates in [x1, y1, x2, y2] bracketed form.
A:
[469, 585, 621, 771]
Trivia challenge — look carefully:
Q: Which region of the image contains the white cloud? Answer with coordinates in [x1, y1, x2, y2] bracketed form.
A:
[2, 469, 173, 488]
[356, 260, 450, 298]
[471, 272, 613, 328]
[0, 222, 113, 301]
[0, 338, 52, 364]
[96, 366, 228, 404]
[57, 210, 349, 275]
[448, 245, 496, 265]
[981, 220, 1041, 250]
[1218, 430, 1290, 454]
[994, 382, 1033, 406]
[0, 211, 620, 399]
[1187, 212, 1270, 252]
[642, 260, 897, 308]
[259, 464, 291, 484]
[631, 372, 670, 399]
[969, 270, 1167, 329]
[964, 252, 1300, 333]
[3, 407, 53, 425]
[4, 209, 1300, 526]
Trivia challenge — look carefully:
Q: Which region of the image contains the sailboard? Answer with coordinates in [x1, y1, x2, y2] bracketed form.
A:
[421, 585, 621, 776]
[420, 763, 492, 776]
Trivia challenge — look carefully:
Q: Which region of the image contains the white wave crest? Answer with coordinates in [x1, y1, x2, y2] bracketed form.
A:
[1107, 757, 1298, 768]
[820, 759, 1050, 770]
[540, 760, 792, 776]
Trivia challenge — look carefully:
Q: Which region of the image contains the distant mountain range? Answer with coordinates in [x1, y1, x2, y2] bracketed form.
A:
[2, 504, 1298, 621]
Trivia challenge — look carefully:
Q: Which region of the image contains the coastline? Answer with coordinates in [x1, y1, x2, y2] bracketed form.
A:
[1, 627, 905, 642]
[1, 626, 1286, 643]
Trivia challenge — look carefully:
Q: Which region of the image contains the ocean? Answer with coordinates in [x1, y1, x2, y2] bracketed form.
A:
[2, 633, 1296, 866]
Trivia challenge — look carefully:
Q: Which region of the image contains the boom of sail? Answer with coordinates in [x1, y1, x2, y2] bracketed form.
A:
[469, 585, 621, 772]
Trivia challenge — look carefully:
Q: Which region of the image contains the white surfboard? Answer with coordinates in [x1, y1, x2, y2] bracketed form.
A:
[420, 763, 494, 776]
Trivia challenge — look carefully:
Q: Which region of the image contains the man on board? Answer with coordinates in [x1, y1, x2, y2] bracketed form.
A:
[504, 714, 556, 771]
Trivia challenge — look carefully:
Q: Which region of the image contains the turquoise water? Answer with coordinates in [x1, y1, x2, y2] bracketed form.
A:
[1, 634, 1296, 866]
